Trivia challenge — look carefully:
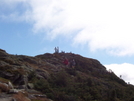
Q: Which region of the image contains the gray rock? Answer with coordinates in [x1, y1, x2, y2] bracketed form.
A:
[8, 89, 19, 94]
[0, 97, 13, 101]
[28, 83, 34, 89]
[8, 81, 14, 89]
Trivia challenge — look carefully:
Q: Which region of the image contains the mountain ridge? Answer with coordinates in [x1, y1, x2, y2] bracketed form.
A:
[0, 49, 134, 101]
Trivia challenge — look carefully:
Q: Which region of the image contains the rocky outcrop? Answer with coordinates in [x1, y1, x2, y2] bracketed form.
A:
[0, 49, 8, 57]
[0, 49, 54, 101]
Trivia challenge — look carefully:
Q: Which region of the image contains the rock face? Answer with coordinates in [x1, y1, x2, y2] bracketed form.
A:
[0, 49, 134, 101]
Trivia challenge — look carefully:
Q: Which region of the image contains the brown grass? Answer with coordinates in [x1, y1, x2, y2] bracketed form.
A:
[31, 98, 51, 101]
[13, 92, 51, 101]
[13, 92, 31, 101]
[0, 77, 9, 83]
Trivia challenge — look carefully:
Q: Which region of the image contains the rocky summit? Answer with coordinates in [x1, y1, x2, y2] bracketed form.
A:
[0, 49, 134, 101]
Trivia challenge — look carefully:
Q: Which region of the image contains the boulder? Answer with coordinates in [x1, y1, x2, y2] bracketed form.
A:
[8, 81, 14, 89]
[36, 69, 50, 79]
[8, 89, 19, 94]
[27, 83, 34, 89]
[0, 82, 10, 92]
[0, 49, 8, 57]
[0, 97, 14, 101]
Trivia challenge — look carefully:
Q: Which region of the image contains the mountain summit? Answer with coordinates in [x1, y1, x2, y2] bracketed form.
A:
[0, 49, 134, 101]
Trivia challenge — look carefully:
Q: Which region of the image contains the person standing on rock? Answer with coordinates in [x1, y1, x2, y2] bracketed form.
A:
[54, 47, 57, 53]
[54, 46, 59, 53]
[57, 46, 59, 53]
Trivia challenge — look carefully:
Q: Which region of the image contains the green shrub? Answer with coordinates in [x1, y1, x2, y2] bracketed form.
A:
[34, 78, 51, 93]
[65, 68, 76, 76]
[51, 70, 69, 87]
[28, 71, 36, 82]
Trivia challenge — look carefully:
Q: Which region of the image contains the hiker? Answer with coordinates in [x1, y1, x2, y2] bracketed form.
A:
[120, 75, 122, 79]
[54, 46, 59, 53]
[63, 57, 69, 67]
[70, 59, 76, 68]
[54, 47, 57, 53]
[57, 46, 59, 53]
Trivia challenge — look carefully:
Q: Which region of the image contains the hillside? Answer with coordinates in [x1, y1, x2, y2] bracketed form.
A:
[0, 49, 134, 101]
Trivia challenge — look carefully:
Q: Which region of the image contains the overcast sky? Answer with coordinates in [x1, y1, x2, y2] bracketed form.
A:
[0, 0, 134, 84]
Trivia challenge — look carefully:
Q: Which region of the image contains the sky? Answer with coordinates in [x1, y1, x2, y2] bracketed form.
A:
[0, 0, 134, 84]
